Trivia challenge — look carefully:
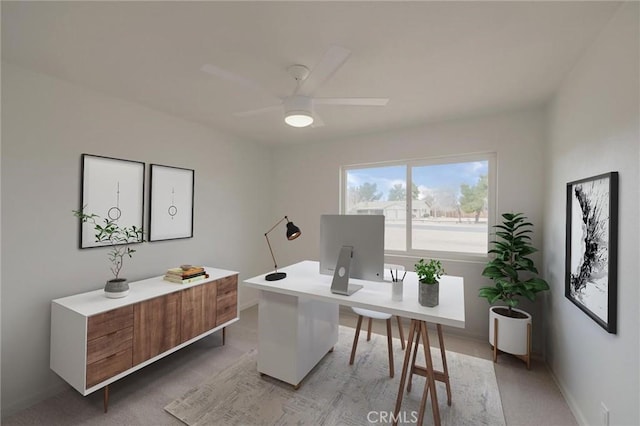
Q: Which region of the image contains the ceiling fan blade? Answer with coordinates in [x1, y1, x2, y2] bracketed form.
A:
[233, 104, 282, 118]
[313, 98, 389, 106]
[297, 45, 351, 96]
[201, 64, 268, 94]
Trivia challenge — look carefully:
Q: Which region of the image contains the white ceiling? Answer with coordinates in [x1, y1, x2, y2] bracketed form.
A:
[2, 1, 621, 146]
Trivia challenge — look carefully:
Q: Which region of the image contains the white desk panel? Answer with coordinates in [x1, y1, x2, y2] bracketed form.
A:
[244, 260, 465, 328]
[244, 260, 465, 387]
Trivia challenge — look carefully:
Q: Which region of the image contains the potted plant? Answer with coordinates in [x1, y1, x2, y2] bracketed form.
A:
[73, 208, 144, 298]
[414, 258, 444, 307]
[479, 212, 549, 368]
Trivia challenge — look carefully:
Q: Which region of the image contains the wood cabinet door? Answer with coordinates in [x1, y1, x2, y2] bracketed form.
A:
[182, 281, 218, 342]
[133, 292, 181, 365]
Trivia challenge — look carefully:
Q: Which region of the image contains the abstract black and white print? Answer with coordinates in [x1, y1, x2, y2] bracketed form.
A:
[565, 172, 618, 333]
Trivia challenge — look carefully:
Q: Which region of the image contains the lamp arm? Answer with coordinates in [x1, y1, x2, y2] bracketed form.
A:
[264, 216, 289, 272]
[265, 233, 278, 272]
[265, 216, 289, 235]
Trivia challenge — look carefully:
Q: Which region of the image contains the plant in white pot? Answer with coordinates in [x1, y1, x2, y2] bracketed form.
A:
[415, 259, 445, 307]
[479, 212, 549, 368]
[73, 209, 144, 298]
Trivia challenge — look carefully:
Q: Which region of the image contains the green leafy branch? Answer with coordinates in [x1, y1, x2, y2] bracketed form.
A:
[73, 208, 144, 280]
[414, 259, 445, 285]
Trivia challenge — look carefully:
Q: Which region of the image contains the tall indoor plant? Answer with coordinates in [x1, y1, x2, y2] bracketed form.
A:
[479, 212, 549, 367]
[415, 258, 444, 307]
[73, 209, 144, 298]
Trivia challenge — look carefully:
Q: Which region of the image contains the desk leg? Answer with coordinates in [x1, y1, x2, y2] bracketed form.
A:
[436, 324, 451, 406]
[407, 327, 421, 393]
[393, 319, 417, 426]
[419, 321, 440, 426]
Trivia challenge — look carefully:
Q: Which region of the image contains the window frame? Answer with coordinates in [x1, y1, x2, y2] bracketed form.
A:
[340, 152, 496, 261]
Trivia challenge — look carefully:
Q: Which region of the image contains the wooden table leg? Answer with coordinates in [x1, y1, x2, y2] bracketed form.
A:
[436, 324, 451, 406]
[393, 319, 417, 426]
[103, 385, 109, 413]
[396, 316, 406, 350]
[419, 321, 441, 426]
[407, 326, 421, 393]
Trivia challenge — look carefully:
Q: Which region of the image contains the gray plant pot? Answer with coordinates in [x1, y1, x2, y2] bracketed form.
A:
[418, 281, 439, 307]
[104, 278, 129, 299]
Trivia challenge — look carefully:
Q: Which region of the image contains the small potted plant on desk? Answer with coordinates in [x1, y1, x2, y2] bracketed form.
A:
[415, 259, 445, 307]
[479, 212, 549, 368]
[73, 208, 144, 298]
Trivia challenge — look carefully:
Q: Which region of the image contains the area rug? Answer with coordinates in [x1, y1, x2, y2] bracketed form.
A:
[165, 327, 505, 425]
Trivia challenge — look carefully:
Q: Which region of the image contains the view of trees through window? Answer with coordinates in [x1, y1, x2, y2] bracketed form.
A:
[344, 157, 492, 255]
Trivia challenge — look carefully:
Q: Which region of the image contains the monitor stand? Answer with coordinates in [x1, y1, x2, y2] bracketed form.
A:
[330, 246, 363, 296]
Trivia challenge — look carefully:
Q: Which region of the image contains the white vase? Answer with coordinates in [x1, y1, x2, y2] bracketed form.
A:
[488, 306, 531, 356]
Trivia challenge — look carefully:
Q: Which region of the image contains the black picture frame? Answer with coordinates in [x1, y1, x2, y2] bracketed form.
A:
[79, 154, 145, 249]
[565, 171, 618, 333]
[149, 164, 195, 242]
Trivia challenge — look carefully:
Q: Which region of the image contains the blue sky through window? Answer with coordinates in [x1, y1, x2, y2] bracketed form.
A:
[347, 161, 488, 201]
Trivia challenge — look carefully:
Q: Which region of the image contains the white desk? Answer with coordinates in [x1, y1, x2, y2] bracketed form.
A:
[244, 260, 465, 425]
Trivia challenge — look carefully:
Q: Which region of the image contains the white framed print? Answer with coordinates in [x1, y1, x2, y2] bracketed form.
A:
[80, 154, 145, 248]
[149, 164, 194, 241]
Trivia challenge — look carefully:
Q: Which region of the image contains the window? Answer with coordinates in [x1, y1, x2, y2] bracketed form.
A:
[341, 153, 495, 259]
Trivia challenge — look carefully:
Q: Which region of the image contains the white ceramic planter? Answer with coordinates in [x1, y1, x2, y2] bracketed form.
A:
[488, 306, 531, 356]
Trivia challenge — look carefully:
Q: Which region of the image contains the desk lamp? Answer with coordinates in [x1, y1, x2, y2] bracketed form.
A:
[264, 216, 301, 281]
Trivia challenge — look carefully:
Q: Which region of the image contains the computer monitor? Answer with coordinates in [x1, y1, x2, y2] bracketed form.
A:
[319, 214, 385, 295]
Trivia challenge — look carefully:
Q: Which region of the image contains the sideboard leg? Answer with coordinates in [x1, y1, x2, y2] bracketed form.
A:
[103, 385, 109, 413]
[222, 327, 226, 345]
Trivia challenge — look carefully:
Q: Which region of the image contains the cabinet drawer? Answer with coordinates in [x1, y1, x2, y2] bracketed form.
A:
[87, 327, 133, 365]
[217, 276, 237, 297]
[88, 306, 134, 341]
[216, 293, 237, 326]
[86, 348, 132, 388]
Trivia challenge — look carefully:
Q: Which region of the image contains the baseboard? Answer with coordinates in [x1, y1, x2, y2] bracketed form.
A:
[546, 362, 587, 425]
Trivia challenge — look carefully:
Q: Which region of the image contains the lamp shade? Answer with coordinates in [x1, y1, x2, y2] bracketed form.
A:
[286, 221, 301, 240]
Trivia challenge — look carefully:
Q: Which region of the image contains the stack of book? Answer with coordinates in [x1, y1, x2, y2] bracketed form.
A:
[163, 266, 208, 284]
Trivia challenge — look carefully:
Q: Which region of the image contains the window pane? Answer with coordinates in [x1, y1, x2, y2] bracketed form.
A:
[345, 166, 406, 251]
[411, 161, 488, 254]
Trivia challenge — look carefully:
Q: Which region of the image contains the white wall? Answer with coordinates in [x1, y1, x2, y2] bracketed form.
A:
[270, 107, 548, 347]
[544, 3, 639, 425]
[0, 63, 271, 415]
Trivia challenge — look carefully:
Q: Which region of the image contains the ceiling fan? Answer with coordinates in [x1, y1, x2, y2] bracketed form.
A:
[201, 45, 389, 128]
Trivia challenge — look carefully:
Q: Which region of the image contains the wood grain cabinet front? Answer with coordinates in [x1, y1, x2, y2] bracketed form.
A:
[51, 269, 239, 412]
[181, 282, 218, 343]
[216, 276, 238, 326]
[86, 306, 134, 388]
[133, 292, 181, 365]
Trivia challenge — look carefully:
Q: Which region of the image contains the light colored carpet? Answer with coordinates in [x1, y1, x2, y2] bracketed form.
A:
[165, 326, 505, 426]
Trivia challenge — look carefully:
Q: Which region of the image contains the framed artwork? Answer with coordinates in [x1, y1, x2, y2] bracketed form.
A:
[565, 171, 618, 333]
[149, 164, 194, 241]
[80, 154, 145, 248]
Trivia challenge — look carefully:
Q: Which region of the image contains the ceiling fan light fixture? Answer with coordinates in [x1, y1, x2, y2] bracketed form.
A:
[285, 111, 314, 127]
[284, 95, 314, 128]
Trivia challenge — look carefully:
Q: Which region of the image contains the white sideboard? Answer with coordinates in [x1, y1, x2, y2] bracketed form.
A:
[50, 267, 238, 411]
